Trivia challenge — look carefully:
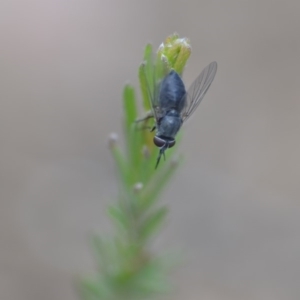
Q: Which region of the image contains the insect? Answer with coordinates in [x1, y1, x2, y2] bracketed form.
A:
[140, 61, 217, 168]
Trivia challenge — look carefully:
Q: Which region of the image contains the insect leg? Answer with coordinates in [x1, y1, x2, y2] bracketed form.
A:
[135, 111, 154, 123]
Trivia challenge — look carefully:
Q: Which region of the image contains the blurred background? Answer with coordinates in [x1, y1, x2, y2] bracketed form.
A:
[1, 1, 300, 299]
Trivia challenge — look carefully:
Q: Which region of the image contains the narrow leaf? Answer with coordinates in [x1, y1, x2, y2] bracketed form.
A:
[107, 205, 129, 230]
[109, 141, 131, 186]
[139, 155, 182, 211]
[139, 206, 168, 241]
[140, 44, 154, 111]
[123, 84, 137, 133]
[80, 278, 108, 299]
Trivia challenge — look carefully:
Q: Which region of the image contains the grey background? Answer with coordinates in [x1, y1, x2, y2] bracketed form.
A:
[1, 1, 300, 299]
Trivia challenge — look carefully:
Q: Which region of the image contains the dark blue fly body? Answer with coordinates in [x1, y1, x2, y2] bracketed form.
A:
[156, 71, 186, 140]
[141, 61, 217, 168]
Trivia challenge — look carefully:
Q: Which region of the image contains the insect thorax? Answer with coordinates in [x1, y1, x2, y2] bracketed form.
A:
[157, 110, 182, 139]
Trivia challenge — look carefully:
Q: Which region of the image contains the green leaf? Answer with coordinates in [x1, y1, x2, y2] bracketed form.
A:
[138, 63, 152, 115]
[123, 85, 140, 171]
[133, 258, 171, 294]
[139, 155, 182, 211]
[107, 205, 129, 230]
[140, 44, 154, 111]
[123, 84, 146, 174]
[79, 277, 111, 300]
[109, 139, 131, 185]
[139, 206, 168, 241]
[91, 236, 108, 271]
[123, 84, 137, 134]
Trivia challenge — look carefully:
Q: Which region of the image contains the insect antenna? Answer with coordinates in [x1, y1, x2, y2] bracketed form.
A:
[155, 144, 168, 169]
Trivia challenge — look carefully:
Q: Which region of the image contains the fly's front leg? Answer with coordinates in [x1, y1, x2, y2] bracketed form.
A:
[135, 111, 156, 131]
[135, 111, 154, 123]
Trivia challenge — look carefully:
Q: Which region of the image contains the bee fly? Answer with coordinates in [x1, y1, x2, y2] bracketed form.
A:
[140, 61, 217, 168]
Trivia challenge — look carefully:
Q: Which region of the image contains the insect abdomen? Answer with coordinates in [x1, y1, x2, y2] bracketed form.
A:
[159, 71, 186, 112]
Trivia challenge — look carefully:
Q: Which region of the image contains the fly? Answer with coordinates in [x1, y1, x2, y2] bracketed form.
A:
[140, 61, 217, 168]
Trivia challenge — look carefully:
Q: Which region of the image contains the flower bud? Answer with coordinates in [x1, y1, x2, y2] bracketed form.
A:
[157, 33, 191, 74]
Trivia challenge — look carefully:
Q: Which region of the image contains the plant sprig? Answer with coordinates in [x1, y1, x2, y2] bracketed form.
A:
[79, 34, 191, 300]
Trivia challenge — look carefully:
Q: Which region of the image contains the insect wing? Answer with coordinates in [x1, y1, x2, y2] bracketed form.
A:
[182, 61, 217, 122]
[140, 63, 163, 123]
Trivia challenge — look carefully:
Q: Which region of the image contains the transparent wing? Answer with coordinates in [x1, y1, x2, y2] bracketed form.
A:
[182, 61, 217, 122]
[140, 63, 163, 122]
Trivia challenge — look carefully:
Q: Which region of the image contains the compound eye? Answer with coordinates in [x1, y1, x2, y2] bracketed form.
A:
[168, 139, 176, 148]
[153, 136, 166, 148]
